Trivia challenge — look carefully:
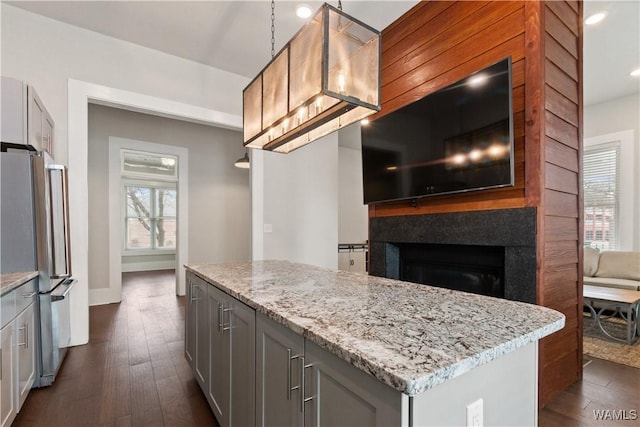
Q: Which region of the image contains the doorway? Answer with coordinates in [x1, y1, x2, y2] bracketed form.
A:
[102, 137, 189, 305]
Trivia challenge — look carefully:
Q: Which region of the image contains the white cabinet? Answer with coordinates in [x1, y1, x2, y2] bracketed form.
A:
[0, 278, 37, 427]
[16, 303, 36, 409]
[1, 76, 54, 154]
[0, 322, 16, 427]
[256, 312, 401, 427]
[28, 88, 54, 154]
[185, 272, 255, 427]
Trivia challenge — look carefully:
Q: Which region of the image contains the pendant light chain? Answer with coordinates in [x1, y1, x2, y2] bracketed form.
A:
[270, 0, 276, 58]
[338, 0, 342, 11]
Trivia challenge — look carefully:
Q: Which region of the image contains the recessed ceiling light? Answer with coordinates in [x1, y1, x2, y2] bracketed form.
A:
[296, 4, 312, 19]
[631, 68, 640, 77]
[585, 12, 607, 25]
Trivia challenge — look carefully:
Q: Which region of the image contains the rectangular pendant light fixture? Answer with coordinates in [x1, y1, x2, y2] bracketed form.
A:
[243, 3, 381, 154]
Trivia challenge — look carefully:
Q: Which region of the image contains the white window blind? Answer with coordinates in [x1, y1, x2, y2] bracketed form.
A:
[583, 143, 620, 250]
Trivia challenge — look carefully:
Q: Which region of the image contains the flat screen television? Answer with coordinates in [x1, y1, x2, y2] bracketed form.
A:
[361, 57, 514, 204]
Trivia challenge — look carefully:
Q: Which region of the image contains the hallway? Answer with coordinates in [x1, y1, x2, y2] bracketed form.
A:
[13, 270, 217, 426]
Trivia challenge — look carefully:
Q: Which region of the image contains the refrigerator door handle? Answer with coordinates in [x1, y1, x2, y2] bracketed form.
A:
[48, 164, 71, 279]
[51, 278, 76, 302]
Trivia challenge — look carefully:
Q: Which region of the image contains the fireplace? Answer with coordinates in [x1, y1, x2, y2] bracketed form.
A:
[369, 208, 537, 304]
[392, 243, 505, 298]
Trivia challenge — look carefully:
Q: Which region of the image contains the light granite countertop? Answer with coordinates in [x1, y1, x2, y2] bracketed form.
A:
[186, 260, 565, 396]
[1, 271, 38, 296]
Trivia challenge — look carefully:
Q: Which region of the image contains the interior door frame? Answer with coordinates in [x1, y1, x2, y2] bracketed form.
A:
[68, 79, 242, 345]
[105, 137, 188, 305]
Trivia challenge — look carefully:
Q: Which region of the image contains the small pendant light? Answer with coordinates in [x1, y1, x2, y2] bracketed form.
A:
[234, 150, 250, 169]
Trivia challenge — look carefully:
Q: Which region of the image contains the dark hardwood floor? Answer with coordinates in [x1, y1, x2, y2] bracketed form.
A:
[13, 270, 639, 426]
[13, 270, 217, 427]
[539, 357, 640, 426]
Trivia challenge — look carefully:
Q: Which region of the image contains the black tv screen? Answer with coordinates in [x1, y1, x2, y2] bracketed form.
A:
[361, 57, 514, 204]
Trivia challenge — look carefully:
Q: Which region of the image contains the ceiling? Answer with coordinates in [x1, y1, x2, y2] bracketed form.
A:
[5, 0, 419, 79]
[6, 0, 639, 107]
[583, 0, 639, 106]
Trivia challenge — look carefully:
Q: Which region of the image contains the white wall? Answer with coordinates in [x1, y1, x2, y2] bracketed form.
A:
[88, 105, 250, 289]
[1, 4, 247, 165]
[259, 134, 339, 269]
[338, 125, 368, 244]
[1, 4, 248, 345]
[584, 93, 640, 250]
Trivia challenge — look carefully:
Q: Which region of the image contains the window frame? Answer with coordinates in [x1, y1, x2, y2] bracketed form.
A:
[583, 141, 620, 251]
[120, 149, 178, 180]
[122, 179, 177, 255]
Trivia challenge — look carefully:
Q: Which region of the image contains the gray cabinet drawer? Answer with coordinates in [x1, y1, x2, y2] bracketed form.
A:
[15, 279, 37, 315]
[1, 291, 16, 329]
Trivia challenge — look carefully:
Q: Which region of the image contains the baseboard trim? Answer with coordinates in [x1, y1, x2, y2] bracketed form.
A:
[89, 288, 117, 306]
[122, 261, 176, 273]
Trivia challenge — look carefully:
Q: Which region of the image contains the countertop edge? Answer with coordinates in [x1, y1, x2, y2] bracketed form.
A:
[0, 271, 39, 296]
[185, 264, 565, 396]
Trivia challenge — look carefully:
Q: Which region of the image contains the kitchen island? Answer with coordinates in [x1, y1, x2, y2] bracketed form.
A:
[185, 260, 564, 427]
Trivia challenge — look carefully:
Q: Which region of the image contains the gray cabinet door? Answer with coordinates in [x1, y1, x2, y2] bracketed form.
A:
[0, 77, 27, 146]
[0, 322, 16, 427]
[256, 312, 304, 427]
[42, 112, 54, 154]
[208, 285, 229, 427]
[304, 340, 402, 427]
[184, 274, 196, 367]
[28, 87, 45, 152]
[194, 278, 209, 390]
[229, 298, 256, 427]
[16, 302, 36, 411]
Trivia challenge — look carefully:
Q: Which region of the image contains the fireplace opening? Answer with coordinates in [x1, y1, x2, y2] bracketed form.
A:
[396, 243, 505, 298]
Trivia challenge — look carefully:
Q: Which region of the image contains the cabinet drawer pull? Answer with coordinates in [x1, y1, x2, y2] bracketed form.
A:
[18, 323, 29, 348]
[302, 359, 314, 411]
[218, 303, 223, 332]
[189, 282, 198, 303]
[22, 291, 37, 298]
[222, 307, 233, 332]
[287, 349, 301, 400]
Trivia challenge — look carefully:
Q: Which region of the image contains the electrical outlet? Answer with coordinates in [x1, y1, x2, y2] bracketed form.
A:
[466, 398, 483, 427]
[263, 224, 273, 233]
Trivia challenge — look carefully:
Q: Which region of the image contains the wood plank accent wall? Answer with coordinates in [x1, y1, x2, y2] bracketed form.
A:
[370, 0, 583, 406]
[538, 0, 584, 407]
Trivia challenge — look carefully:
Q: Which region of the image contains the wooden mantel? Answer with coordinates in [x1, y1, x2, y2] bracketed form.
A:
[371, 0, 583, 406]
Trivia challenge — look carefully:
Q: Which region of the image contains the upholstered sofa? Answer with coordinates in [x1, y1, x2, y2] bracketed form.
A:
[583, 248, 640, 291]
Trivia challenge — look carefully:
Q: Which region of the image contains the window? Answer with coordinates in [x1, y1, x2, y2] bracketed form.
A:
[583, 142, 619, 250]
[121, 150, 177, 179]
[125, 185, 176, 250]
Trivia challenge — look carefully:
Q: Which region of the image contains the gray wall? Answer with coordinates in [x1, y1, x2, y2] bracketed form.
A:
[88, 104, 250, 290]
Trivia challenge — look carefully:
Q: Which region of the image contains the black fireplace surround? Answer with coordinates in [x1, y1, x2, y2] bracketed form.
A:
[369, 208, 537, 304]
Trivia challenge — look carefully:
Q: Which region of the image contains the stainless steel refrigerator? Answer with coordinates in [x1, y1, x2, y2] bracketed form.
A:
[1, 147, 75, 387]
